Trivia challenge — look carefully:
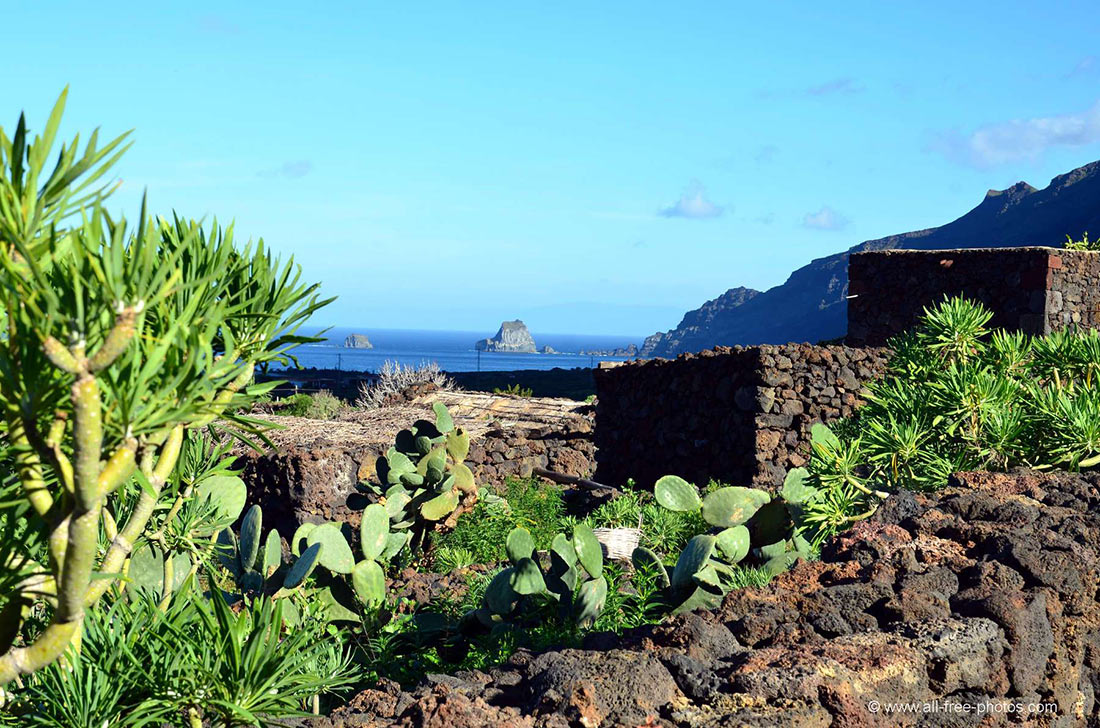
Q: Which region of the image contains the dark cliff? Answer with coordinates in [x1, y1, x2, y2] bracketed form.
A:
[642, 160, 1100, 356]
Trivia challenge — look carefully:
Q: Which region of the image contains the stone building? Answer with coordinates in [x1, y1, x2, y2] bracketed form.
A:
[847, 246, 1100, 346]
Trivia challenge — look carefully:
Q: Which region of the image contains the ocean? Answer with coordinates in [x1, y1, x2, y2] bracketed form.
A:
[277, 327, 642, 373]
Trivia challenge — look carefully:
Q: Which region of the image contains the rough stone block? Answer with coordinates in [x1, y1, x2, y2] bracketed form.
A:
[848, 247, 1100, 345]
[594, 344, 889, 489]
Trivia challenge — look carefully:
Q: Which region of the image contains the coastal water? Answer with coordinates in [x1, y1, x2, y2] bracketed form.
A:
[278, 327, 641, 373]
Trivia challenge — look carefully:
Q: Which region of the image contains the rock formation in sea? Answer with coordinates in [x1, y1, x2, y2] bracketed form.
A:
[475, 320, 537, 353]
[541, 345, 558, 354]
[580, 343, 639, 357]
[343, 333, 373, 349]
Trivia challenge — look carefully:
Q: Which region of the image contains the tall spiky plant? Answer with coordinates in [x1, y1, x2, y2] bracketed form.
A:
[0, 90, 331, 687]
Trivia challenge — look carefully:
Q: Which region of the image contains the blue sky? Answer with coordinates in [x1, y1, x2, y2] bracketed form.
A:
[5, 2, 1100, 337]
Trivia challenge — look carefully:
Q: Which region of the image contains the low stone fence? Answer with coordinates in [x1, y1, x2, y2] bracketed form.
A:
[593, 343, 889, 489]
[237, 394, 595, 537]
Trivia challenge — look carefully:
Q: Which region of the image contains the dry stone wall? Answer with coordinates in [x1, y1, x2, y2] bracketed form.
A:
[1049, 249, 1100, 330]
[593, 343, 889, 490]
[848, 246, 1100, 346]
[237, 400, 595, 538]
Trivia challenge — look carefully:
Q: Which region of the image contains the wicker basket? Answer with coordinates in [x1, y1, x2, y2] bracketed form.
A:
[593, 527, 642, 562]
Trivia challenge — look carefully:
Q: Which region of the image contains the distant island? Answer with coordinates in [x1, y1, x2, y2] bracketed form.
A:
[580, 343, 638, 357]
[343, 333, 373, 349]
[475, 320, 537, 353]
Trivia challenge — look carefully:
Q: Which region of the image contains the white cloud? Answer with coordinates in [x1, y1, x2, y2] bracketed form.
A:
[258, 160, 313, 179]
[198, 14, 241, 34]
[1067, 56, 1097, 78]
[754, 144, 779, 164]
[933, 101, 1100, 168]
[659, 181, 725, 219]
[802, 206, 850, 231]
[806, 78, 864, 96]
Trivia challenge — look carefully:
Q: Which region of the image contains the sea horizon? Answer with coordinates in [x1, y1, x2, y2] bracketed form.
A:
[279, 325, 643, 373]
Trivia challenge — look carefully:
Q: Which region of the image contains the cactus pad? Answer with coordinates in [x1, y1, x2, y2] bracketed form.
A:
[262, 530, 282, 578]
[239, 505, 262, 572]
[433, 402, 454, 432]
[572, 524, 603, 578]
[510, 557, 547, 595]
[196, 474, 248, 522]
[715, 525, 751, 564]
[700, 486, 770, 528]
[575, 575, 608, 626]
[506, 527, 535, 563]
[420, 489, 459, 521]
[780, 467, 818, 505]
[352, 559, 387, 605]
[284, 542, 322, 589]
[306, 523, 356, 574]
[360, 503, 390, 560]
[485, 567, 519, 615]
[671, 534, 717, 589]
[654, 475, 702, 512]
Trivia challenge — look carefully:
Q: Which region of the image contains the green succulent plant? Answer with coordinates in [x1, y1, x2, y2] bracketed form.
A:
[635, 474, 762, 614]
[288, 502, 402, 611]
[642, 472, 816, 612]
[126, 466, 252, 602]
[737, 468, 820, 576]
[368, 402, 478, 554]
[471, 524, 608, 630]
[0, 92, 328, 687]
[217, 506, 323, 595]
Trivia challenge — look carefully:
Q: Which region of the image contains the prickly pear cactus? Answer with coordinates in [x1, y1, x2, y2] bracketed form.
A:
[632, 526, 751, 616]
[754, 467, 820, 576]
[350, 503, 395, 605]
[649, 468, 823, 598]
[643, 473, 784, 614]
[368, 402, 479, 554]
[473, 525, 608, 630]
[216, 504, 324, 599]
[653, 475, 771, 527]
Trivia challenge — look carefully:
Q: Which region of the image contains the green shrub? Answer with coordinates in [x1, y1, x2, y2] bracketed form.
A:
[305, 390, 347, 419]
[1065, 232, 1099, 251]
[493, 383, 533, 397]
[803, 296, 1100, 534]
[432, 477, 565, 568]
[281, 392, 312, 416]
[280, 390, 347, 419]
[3, 585, 357, 725]
[0, 91, 327, 687]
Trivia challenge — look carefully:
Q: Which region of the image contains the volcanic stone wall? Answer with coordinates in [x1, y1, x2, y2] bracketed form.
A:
[1048, 248, 1100, 330]
[847, 246, 1100, 346]
[239, 416, 595, 538]
[593, 344, 889, 489]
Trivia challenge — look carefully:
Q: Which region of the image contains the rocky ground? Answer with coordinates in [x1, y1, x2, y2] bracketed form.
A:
[308, 469, 1100, 727]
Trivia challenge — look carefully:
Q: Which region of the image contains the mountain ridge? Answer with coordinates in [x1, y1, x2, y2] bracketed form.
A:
[640, 159, 1100, 356]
